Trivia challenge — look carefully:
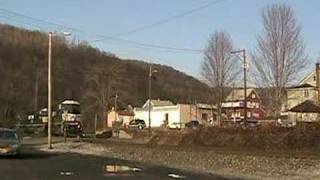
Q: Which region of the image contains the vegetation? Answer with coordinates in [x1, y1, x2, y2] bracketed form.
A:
[252, 3, 307, 117]
[201, 31, 240, 125]
[0, 24, 213, 129]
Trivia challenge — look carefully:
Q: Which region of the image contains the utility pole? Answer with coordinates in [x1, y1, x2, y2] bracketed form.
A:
[243, 49, 247, 125]
[148, 65, 152, 136]
[94, 114, 97, 139]
[34, 70, 39, 121]
[195, 99, 198, 120]
[47, 32, 53, 149]
[47, 31, 71, 149]
[148, 64, 158, 136]
[231, 49, 247, 125]
[316, 63, 320, 105]
[114, 92, 118, 122]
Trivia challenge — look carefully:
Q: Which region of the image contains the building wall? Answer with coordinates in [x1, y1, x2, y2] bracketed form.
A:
[223, 91, 263, 120]
[179, 104, 215, 125]
[134, 106, 180, 128]
[107, 110, 134, 127]
[288, 112, 318, 122]
[107, 111, 116, 127]
[134, 104, 216, 128]
[287, 88, 317, 110]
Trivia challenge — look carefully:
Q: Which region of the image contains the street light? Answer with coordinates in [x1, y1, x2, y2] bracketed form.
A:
[230, 49, 247, 125]
[148, 64, 157, 136]
[47, 31, 71, 149]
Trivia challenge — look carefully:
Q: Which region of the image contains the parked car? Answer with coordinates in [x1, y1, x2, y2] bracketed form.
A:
[128, 119, 146, 129]
[95, 129, 113, 139]
[169, 122, 183, 129]
[0, 128, 21, 156]
[185, 120, 200, 128]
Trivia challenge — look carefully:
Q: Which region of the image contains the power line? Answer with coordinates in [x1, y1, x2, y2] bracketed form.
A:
[0, 8, 81, 33]
[93, 0, 228, 41]
[0, 8, 204, 53]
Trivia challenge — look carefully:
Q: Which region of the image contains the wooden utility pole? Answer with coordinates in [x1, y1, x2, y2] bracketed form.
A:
[114, 92, 118, 122]
[243, 49, 247, 125]
[148, 64, 152, 136]
[94, 114, 97, 139]
[148, 64, 157, 136]
[231, 49, 247, 125]
[47, 32, 53, 149]
[316, 63, 320, 105]
[195, 99, 198, 120]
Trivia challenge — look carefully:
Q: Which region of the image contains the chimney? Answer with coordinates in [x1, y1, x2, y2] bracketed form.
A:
[316, 63, 320, 105]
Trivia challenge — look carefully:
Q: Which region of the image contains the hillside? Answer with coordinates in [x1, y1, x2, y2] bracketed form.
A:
[0, 24, 213, 128]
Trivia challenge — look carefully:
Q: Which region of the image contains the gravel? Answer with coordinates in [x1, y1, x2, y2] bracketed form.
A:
[37, 141, 320, 180]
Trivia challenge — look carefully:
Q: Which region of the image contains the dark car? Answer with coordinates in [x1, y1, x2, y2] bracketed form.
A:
[0, 128, 21, 156]
[128, 119, 146, 129]
[185, 120, 200, 128]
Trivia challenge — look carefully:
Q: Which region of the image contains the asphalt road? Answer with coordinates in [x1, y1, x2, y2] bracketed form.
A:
[0, 139, 238, 180]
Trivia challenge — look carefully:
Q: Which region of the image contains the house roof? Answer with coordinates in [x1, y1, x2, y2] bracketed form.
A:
[289, 100, 320, 113]
[287, 83, 315, 89]
[298, 71, 316, 86]
[141, 99, 174, 109]
[151, 99, 174, 106]
[224, 88, 256, 102]
[196, 103, 217, 109]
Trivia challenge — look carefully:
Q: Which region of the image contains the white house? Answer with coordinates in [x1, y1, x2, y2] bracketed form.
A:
[134, 99, 216, 128]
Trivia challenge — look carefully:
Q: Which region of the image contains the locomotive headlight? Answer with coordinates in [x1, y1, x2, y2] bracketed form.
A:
[70, 115, 76, 121]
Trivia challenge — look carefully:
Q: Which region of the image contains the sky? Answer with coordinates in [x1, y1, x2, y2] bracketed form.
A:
[0, 0, 319, 78]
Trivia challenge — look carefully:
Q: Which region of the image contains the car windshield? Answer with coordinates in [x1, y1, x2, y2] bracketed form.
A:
[61, 104, 80, 114]
[0, 130, 18, 140]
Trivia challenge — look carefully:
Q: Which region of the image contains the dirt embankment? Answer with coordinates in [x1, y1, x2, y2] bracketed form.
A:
[148, 124, 320, 150]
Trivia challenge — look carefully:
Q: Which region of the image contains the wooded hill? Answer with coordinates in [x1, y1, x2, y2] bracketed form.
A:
[0, 24, 213, 128]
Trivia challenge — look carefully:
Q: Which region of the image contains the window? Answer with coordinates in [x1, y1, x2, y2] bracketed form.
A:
[252, 93, 256, 99]
[304, 90, 309, 97]
[201, 113, 208, 120]
[165, 113, 169, 121]
[247, 112, 251, 118]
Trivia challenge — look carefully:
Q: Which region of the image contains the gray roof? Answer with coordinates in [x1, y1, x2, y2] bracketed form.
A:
[142, 99, 174, 109]
[287, 83, 315, 89]
[150, 99, 174, 107]
[225, 88, 255, 102]
[289, 100, 320, 113]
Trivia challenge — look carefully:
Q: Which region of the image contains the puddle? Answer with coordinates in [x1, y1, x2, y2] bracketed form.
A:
[105, 165, 142, 175]
[60, 171, 74, 176]
[168, 173, 186, 179]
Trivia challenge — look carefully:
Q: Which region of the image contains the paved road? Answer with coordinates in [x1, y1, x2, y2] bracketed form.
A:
[0, 138, 239, 180]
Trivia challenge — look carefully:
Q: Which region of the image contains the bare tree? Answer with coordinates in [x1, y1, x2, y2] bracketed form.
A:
[84, 62, 123, 129]
[252, 3, 307, 117]
[201, 31, 239, 125]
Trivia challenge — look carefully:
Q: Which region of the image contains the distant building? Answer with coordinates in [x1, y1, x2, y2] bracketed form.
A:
[222, 88, 265, 121]
[107, 108, 134, 128]
[134, 99, 217, 128]
[289, 100, 320, 123]
[285, 63, 320, 123]
[286, 69, 319, 110]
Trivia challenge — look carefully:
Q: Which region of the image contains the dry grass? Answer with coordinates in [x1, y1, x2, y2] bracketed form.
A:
[146, 123, 320, 151]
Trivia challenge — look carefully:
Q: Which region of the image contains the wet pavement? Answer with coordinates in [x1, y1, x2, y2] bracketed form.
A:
[0, 138, 240, 180]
